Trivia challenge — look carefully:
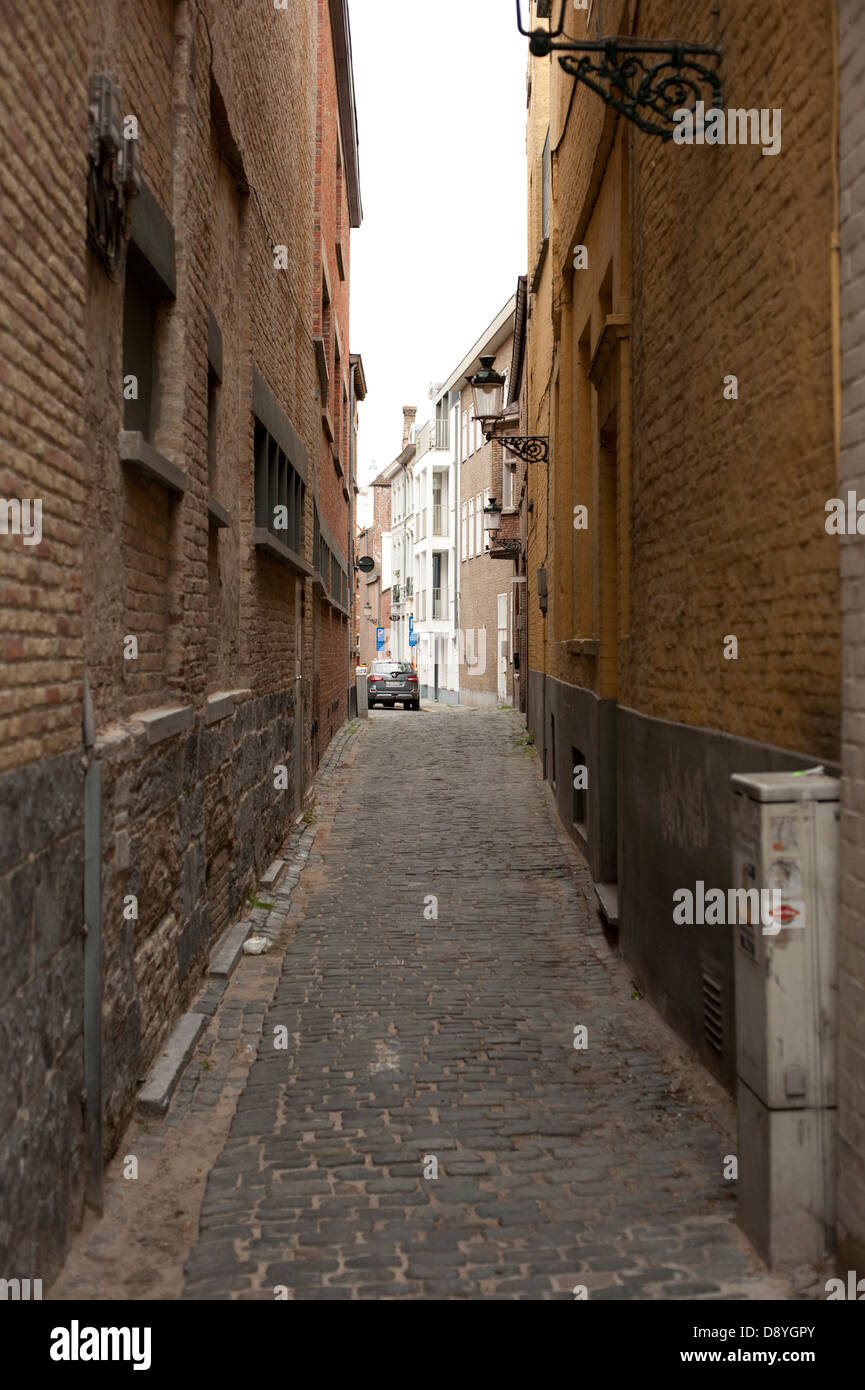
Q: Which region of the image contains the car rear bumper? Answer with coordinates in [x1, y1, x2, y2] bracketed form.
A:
[369, 690, 419, 704]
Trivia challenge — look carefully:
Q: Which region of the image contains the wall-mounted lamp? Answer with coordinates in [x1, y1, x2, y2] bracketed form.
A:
[483, 496, 503, 532]
[468, 357, 549, 464]
[87, 73, 140, 280]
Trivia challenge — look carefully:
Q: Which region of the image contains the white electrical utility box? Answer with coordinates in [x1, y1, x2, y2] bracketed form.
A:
[730, 770, 840, 1269]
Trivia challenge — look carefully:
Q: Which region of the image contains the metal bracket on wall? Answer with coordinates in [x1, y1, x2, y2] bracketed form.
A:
[493, 436, 550, 464]
[515, 2, 723, 141]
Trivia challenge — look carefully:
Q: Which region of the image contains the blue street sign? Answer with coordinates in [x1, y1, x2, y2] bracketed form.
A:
[409, 633, 418, 647]
[376, 626, 385, 650]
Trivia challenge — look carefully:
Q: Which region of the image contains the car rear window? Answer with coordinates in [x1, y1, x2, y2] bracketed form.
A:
[372, 662, 411, 673]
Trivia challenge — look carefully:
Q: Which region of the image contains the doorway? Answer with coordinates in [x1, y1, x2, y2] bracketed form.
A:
[497, 592, 508, 702]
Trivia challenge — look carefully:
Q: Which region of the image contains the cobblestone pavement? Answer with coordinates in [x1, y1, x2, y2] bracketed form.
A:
[180, 706, 799, 1301]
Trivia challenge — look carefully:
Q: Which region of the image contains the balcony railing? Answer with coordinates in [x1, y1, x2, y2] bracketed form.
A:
[432, 587, 447, 620]
[414, 418, 450, 457]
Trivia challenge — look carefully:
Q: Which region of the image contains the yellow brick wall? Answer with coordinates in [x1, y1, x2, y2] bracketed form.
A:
[527, 0, 839, 761]
[627, 0, 839, 758]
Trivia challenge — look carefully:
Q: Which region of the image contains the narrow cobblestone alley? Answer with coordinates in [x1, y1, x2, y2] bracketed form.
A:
[8, 0, 864, 1350]
[160, 707, 791, 1301]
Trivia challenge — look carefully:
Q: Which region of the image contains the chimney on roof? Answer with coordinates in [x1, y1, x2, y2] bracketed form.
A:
[402, 406, 417, 452]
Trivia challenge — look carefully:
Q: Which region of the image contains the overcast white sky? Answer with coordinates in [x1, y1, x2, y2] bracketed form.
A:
[349, 0, 529, 486]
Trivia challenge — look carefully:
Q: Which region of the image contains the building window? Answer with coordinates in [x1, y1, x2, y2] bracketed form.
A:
[542, 128, 551, 244]
[207, 366, 219, 492]
[122, 264, 158, 440]
[433, 473, 447, 535]
[461, 502, 467, 560]
[467, 496, 475, 559]
[475, 492, 483, 555]
[254, 419, 304, 554]
[322, 273, 331, 363]
[502, 449, 515, 509]
[333, 342, 342, 459]
[461, 407, 468, 462]
[483, 487, 491, 552]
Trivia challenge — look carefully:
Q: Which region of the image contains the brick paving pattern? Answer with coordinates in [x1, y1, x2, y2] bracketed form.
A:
[182, 707, 795, 1300]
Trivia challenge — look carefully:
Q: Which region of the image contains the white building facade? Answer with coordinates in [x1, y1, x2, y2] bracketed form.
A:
[412, 392, 460, 702]
[384, 443, 415, 665]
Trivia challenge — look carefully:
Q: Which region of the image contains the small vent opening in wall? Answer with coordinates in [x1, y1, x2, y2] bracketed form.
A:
[702, 972, 723, 1053]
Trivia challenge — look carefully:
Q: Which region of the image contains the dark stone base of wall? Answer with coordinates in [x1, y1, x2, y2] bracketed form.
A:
[99, 687, 300, 1154]
[0, 748, 85, 1284]
[0, 685, 304, 1284]
[527, 669, 838, 1089]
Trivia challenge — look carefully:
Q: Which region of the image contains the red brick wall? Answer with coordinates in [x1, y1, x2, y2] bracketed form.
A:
[311, 0, 353, 758]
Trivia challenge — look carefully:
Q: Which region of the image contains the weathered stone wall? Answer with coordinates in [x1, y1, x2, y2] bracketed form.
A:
[97, 688, 298, 1154]
[0, 752, 85, 1281]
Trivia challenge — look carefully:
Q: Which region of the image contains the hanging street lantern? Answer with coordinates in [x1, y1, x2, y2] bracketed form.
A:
[470, 356, 506, 424]
[468, 356, 550, 464]
[483, 496, 503, 532]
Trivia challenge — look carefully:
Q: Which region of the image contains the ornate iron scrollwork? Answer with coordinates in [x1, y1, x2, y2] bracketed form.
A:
[494, 436, 549, 464]
[489, 536, 523, 556]
[558, 44, 723, 139]
[515, 2, 723, 141]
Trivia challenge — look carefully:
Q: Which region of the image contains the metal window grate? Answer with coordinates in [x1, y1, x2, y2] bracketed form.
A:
[255, 419, 304, 553]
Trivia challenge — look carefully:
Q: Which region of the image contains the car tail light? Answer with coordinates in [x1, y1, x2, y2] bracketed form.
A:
[408, 675, 418, 684]
[368, 675, 380, 683]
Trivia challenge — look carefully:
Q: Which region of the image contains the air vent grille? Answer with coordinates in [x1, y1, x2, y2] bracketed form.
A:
[702, 971, 723, 1053]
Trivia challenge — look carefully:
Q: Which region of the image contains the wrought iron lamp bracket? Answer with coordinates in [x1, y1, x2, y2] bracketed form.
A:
[485, 434, 549, 464]
[516, 4, 723, 140]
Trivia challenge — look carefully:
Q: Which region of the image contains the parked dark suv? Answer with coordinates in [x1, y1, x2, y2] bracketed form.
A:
[367, 660, 420, 710]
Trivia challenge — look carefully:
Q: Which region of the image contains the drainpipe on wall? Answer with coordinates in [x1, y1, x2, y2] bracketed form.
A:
[82, 673, 103, 1213]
